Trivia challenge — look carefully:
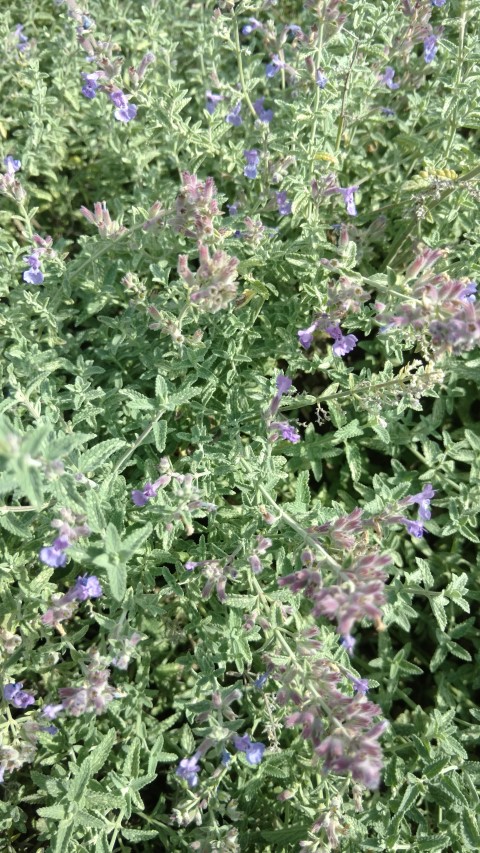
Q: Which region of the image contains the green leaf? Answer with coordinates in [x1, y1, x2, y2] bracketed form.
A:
[107, 561, 127, 602]
[89, 729, 117, 774]
[38, 804, 69, 820]
[153, 419, 167, 453]
[122, 828, 159, 841]
[79, 439, 126, 474]
[120, 522, 153, 561]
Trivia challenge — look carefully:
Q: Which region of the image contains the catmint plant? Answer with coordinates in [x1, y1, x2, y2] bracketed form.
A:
[0, 0, 479, 850]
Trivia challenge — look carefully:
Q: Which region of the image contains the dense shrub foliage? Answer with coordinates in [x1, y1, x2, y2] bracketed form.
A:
[1, 0, 480, 850]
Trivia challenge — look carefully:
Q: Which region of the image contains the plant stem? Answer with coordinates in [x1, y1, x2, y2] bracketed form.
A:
[233, 21, 257, 120]
[112, 410, 164, 475]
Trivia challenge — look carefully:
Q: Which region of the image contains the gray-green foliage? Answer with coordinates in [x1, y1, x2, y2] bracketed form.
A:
[1, 0, 480, 851]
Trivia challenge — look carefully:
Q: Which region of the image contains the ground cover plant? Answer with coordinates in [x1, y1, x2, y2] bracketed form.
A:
[1, 0, 480, 850]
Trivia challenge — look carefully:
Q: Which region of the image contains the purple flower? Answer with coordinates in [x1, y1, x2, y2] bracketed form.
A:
[242, 17, 263, 35]
[286, 24, 303, 37]
[220, 748, 231, 766]
[71, 575, 103, 601]
[424, 34, 438, 63]
[227, 202, 239, 216]
[339, 185, 359, 216]
[348, 675, 369, 695]
[459, 281, 477, 303]
[115, 103, 137, 123]
[403, 483, 435, 521]
[266, 54, 286, 78]
[276, 191, 292, 216]
[379, 66, 399, 90]
[233, 733, 266, 766]
[226, 102, 242, 126]
[403, 519, 424, 537]
[39, 543, 68, 568]
[254, 673, 268, 689]
[326, 324, 358, 357]
[4, 156, 21, 175]
[176, 755, 200, 788]
[14, 24, 29, 52]
[3, 682, 35, 709]
[276, 374, 292, 394]
[205, 90, 223, 115]
[81, 73, 100, 99]
[316, 70, 328, 89]
[42, 703, 64, 720]
[432, 0, 447, 6]
[341, 634, 356, 655]
[109, 90, 137, 122]
[381, 108, 395, 117]
[244, 149, 260, 180]
[271, 422, 301, 443]
[298, 322, 318, 349]
[253, 97, 273, 123]
[131, 478, 164, 507]
[23, 253, 44, 285]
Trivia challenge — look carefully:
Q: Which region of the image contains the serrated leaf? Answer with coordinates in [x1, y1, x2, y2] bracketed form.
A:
[107, 561, 127, 602]
[120, 522, 153, 561]
[89, 729, 116, 774]
[122, 828, 159, 841]
[79, 439, 126, 474]
[153, 420, 167, 453]
[38, 804, 69, 820]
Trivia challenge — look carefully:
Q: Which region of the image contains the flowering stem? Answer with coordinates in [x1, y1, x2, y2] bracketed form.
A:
[233, 20, 258, 120]
[334, 44, 358, 154]
[308, 15, 325, 204]
[0, 503, 49, 514]
[112, 409, 164, 474]
[383, 162, 480, 269]
[254, 480, 340, 570]
[445, 1, 467, 160]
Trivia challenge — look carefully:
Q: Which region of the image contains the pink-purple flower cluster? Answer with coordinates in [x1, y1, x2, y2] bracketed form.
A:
[273, 647, 387, 789]
[43, 649, 118, 719]
[80, 201, 127, 238]
[376, 249, 479, 353]
[279, 551, 391, 652]
[171, 172, 220, 240]
[178, 243, 239, 313]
